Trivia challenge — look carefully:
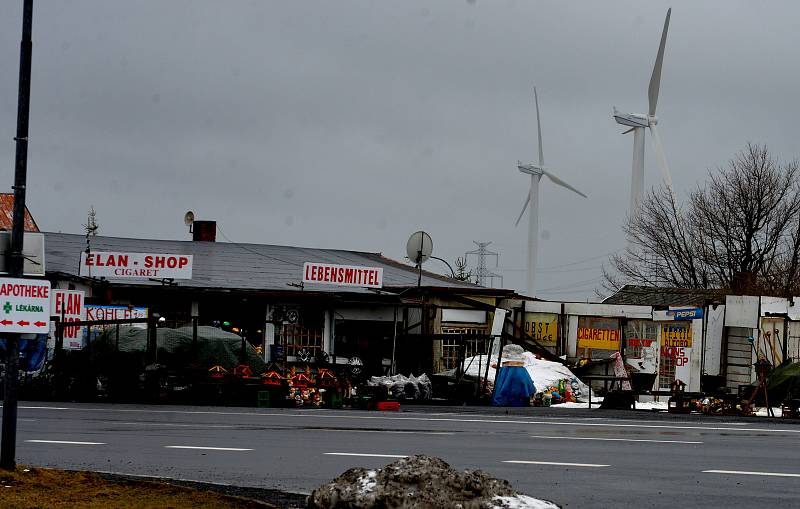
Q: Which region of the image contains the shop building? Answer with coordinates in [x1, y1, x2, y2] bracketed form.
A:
[42, 229, 513, 377]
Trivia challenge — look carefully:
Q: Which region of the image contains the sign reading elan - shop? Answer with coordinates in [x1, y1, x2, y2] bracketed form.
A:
[79, 252, 193, 280]
[303, 262, 383, 289]
[0, 277, 51, 334]
[51, 289, 85, 349]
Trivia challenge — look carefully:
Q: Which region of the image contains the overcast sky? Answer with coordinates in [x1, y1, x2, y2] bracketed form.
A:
[2, 1, 798, 301]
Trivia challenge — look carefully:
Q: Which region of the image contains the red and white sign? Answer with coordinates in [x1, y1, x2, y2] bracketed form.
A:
[79, 252, 193, 280]
[303, 262, 383, 289]
[51, 289, 85, 349]
[0, 277, 51, 334]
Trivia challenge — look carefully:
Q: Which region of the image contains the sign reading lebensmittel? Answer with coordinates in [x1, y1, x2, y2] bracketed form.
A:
[79, 252, 193, 279]
[0, 277, 51, 334]
[303, 262, 383, 288]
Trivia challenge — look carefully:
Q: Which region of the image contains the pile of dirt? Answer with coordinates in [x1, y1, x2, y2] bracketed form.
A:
[307, 455, 558, 509]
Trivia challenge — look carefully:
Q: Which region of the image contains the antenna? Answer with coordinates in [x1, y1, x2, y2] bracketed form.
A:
[465, 241, 503, 288]
[184, 211, 195, 234]
[406, 231, 433, 286]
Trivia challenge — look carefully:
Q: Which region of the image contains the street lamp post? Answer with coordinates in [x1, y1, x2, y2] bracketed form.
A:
[1, 0, 34, 471]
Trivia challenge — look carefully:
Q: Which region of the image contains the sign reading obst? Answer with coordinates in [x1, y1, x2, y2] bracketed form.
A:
[0, 277, 51, 333]
[80, 251, 193, 279]
[303, 262, 383, 289]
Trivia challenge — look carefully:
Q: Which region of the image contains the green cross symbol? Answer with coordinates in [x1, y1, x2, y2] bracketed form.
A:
[3, 302, 11, 314]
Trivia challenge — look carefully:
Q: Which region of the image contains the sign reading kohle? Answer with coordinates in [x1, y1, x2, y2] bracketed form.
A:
[303, 262, 383, 289]
[79, 252, 193, 280]
[0, 277, 51, 334]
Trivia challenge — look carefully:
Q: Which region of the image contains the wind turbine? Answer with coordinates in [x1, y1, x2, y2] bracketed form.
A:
[515, 87, 587, 296]
[613, 7, 675, 215]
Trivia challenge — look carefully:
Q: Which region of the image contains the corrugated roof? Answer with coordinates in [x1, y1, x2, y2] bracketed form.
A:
[44, 232, 483, 294]
[0, 194, 39, 232]
[602, 284, 723, 307]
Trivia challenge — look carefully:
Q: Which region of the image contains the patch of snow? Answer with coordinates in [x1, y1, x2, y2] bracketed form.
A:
[357, 470, 377, 494]
[755, 407, 783, 417]
[462, 353, 592, 402]
[493, 494, 560, 508]
[633, 401, 668, 411]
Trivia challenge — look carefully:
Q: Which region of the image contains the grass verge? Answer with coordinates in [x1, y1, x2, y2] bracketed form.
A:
[0, 466, 280, 508]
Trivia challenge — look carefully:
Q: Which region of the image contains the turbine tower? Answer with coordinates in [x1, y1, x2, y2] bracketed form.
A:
[515, 88, 587, 296]
[613, 8, 675, 216]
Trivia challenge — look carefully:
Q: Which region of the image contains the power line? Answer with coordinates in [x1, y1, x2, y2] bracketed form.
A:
[536, 249, 622, 270]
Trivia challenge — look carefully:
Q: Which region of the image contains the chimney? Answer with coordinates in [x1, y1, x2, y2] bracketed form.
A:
[192, 220, 216, 242]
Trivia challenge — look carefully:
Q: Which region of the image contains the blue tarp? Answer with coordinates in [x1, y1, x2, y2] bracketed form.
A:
[0, 335, 48, 372]
[491, 366, 536, 407]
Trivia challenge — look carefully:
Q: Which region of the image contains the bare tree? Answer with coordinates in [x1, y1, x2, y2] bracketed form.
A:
[453, 256, 473, 282]
[604, 144, 800, 296]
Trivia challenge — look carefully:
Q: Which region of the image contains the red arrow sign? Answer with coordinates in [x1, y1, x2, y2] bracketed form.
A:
[17, 320, 29, 327]
[34, 321, 47, 327]
[0, 320, 12, 326]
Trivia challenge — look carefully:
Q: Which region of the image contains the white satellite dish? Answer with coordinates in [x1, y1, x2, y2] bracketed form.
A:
[184, 211, 195, 226]
[406, 231, 433, 265]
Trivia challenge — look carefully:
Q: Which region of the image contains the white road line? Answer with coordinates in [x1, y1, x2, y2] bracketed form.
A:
[504, 460, 609, 468]
[165, 445, 252, 451]
[115, 422, 235, 428]
[324, 452, 407, 458]
[16, 406, 800, 434]
[530, 434, 702, 444]
[316, 429, 454, 436]
[25, 440, 106, 445]
[703, 469, 800, 478]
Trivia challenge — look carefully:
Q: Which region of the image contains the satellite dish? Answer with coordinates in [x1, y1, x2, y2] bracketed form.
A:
[184, 211, 195, 226]
[406, 231, 433, 265]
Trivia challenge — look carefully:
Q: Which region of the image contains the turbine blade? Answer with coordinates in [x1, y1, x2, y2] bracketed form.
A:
[514, 193, 531, 227]
[621, 127, 635, 135]
[534, 87, 544, 166]
[542, 169, 588, 198]
[649, 123, 676, 200]
[648, 8, 671, 117]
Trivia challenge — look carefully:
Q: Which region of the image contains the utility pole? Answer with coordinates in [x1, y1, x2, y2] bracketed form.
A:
[465, 241, 503, 288]
[2, 0, 34, 471]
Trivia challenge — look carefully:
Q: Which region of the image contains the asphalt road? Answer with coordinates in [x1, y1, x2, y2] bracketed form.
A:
[4, 402, 800, 508]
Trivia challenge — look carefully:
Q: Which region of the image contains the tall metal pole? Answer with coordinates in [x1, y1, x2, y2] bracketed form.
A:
[2, 0, 34, 471]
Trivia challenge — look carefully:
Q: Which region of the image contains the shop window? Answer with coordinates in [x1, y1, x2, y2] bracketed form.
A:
[659, 322, 691, 389]
[278, 323, 323, 361]
[438, 326, 490, 372]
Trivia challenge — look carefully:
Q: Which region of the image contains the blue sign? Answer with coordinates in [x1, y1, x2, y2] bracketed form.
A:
[668, 308, 703, 320]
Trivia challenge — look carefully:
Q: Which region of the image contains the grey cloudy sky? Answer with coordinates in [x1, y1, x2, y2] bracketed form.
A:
[1, 1, 798, 301]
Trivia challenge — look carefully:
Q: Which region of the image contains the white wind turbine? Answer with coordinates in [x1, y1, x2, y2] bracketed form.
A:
[613, 8, 675, 215]
[515, 88, 587, 296]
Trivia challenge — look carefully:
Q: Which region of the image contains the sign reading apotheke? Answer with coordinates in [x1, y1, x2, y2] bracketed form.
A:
[0, 277, 51, 334]
[80, 252, 193, 279]
[303, 262, 383, 288]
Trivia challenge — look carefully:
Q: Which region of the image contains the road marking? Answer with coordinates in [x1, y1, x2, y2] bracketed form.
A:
[504, 460, 609, 468]
[703, 469, 800, 478]
[18, 406, 71, 410]
[324, 452, 407, 458]
[530, 434, 702, 444]
[165, 446, 252, 451]
[316, 429, 454, 436]
[25, 440, 105, 445]
[116, 422, 235, 428]
[17, 406, 800, 435]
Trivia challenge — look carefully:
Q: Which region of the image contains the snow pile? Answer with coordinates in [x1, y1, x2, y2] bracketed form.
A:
[308, 455, 560, 509]
[367, 373, 432, 400]
[462, 352, 591, 403]
[494, 495, 560, 509]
